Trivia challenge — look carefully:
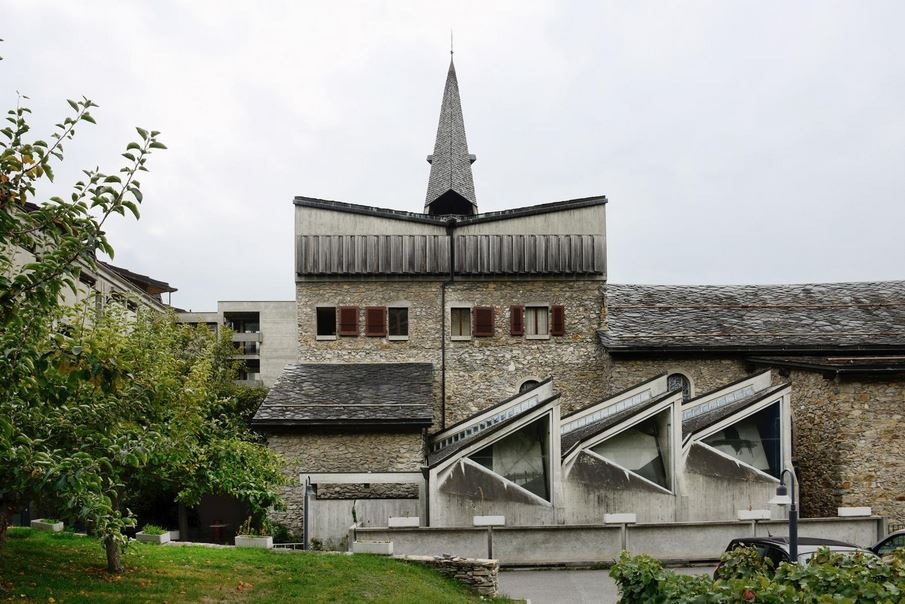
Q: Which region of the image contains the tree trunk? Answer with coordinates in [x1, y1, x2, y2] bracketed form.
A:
[104, 535, 123, 573]
[0, 505, 11, 546]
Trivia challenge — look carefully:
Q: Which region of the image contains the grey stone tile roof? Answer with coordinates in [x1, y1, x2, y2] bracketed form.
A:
[747, 355, 905, 374]
[600, 281, 905, 352]
[561, 391, 676, 457]
[681, 383, 788, 436]
[424, 58, 477, 214]
[251, 363, 434, 427]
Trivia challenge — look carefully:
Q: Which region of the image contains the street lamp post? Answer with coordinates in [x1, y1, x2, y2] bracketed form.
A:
[775, 469, 798, 561]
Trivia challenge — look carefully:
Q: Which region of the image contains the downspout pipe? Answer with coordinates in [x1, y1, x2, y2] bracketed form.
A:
[440, 217, 457, 431]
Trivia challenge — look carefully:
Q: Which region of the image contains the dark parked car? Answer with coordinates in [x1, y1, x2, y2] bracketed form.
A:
[870, 530, 905, 556]
[716, 536, 877, 576]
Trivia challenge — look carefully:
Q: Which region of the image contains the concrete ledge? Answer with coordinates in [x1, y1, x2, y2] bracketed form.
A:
[838, 507, 872, 517]
[388, 516, 420, 528]
[737, 510, 771, 521]
[352, 541, 393, 555]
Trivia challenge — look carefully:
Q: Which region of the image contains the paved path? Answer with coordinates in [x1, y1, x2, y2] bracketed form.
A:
[498, 566, 716, 604]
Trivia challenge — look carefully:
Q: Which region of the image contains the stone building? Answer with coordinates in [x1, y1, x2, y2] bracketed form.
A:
[252, 56, 905, 541]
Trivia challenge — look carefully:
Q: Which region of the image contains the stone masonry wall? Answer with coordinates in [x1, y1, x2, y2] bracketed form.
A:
[396, 554, 499, 596]
[267, 430, 423, 535]
[295, 278, 608, 425]
[783, 370, 905, 523]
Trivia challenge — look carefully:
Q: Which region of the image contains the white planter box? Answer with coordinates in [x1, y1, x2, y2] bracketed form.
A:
[168, 530, 180, 541]
[473, 515, 505, 527]
[30, 519, 63, 532]
[235, 535, 274, 549]
[136, 531, 171, 544]
[604, 513, 637, 524]
[388, 516, 420, 528]
[737, 509, 772, 521]
[838, 506, 872, 517]
[352, 541, 394, 555]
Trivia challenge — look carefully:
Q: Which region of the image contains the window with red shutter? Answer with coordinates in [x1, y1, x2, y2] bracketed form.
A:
[473, 306, 495, 337]
[338, 306, 359, 336]
[365, 306, 387, 336]
[510, 305, 524, 336]
[551, 304, 565, 336]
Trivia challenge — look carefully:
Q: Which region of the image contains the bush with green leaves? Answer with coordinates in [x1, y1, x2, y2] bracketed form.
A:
[140, 524, 167, 536]
[610, 547, 905, 603]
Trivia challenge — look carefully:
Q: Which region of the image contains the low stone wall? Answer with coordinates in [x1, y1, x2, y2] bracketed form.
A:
[396, 554, 498, 596]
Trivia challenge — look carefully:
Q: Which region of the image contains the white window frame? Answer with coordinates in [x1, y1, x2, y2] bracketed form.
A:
[315, 304, 337, 341]
[387, 304, 410, 341]
[450, 306, 472, 341]
[524, 304, 550, 340]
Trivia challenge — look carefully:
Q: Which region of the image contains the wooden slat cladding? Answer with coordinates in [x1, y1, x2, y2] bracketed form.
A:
[365, 306, 387, 336]
[551, 305, 566, 336]
[297, 234, 604, 276]
[473, 306, 495, 337]
[338, 306, 359, 336]
[510, 305, 524, 336]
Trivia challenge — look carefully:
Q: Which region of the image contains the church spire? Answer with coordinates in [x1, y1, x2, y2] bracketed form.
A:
[424, 56, 478, 216]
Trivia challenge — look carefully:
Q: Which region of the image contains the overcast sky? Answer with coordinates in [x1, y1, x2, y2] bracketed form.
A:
[5, 1, 904, 311]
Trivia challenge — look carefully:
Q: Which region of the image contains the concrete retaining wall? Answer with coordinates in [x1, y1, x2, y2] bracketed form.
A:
[356, 516, 885, 566]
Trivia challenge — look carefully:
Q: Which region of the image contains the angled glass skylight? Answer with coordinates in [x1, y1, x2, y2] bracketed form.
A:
[682, 385, 756, 420]
[561, 389, 652, 434]
[432, 395, 540, 452]
[589, 408, 671, 490]
[469, 416, 550, 500]
[702, 401, 781, 478]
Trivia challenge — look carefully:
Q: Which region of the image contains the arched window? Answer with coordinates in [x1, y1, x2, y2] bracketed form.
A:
[519, 379, 541, 394]
[667, 373, 692, 402]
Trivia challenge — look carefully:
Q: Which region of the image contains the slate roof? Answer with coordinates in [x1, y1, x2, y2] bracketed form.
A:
[747, 355, 905, 375]
[600, 281, 905, 352]
[251, 363, 434, 427]
[561, 391, 677, 457]
[682, 383, 788, 436]
[427, 394, 560, 469]
[424, 58, 477, 214]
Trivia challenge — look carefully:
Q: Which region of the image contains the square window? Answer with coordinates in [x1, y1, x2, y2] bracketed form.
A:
[525, 306, 549, 338]
[316, 307, 337, 338]
[451, 307, 471, 339]
[388, 307, 409, 338]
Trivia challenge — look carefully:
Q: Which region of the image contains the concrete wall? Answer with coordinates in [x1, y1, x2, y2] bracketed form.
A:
[357, 517, 884, 565]
[309, 498, 419, 550]
[603, 355, 905, 525]
[219, 300, 296, 387]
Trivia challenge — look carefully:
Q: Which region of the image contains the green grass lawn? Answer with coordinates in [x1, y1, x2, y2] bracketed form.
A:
[1, 528, 511, 603]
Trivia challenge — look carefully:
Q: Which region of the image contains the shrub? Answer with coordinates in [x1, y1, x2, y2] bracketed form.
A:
[610, 547, 905, 604]
[140, 524, 166, 536]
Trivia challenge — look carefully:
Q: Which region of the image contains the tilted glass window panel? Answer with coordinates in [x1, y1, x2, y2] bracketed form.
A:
[590, 410, 672, 490]
[702, 401, 782, 478]
[469, 417, 550, 501]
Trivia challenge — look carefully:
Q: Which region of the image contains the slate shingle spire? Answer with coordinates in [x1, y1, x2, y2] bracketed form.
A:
[424, 56, 478, 216]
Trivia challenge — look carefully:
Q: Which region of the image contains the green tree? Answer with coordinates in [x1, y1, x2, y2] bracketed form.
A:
[0, 55, 284, 573]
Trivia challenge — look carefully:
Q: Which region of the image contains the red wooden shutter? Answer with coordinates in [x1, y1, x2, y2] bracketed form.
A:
[365, 306, 387, 336]
[338, 306, 359, 336]
[510, 305, 524, 336]
[473, 306, 494, 337]
[551, 305, 565, 336]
